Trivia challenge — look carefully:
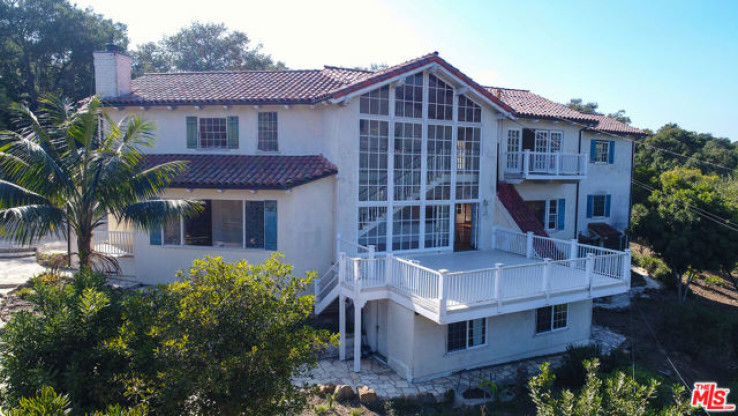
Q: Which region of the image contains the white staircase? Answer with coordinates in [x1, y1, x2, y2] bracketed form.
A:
[314, 263, 340, 315]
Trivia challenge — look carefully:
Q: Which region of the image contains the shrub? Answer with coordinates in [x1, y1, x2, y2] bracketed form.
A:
[111, 255, 337, 415]
[554, 344, 603, 389]
[0, 386, 147, 416]
[0, 269, 132, 413]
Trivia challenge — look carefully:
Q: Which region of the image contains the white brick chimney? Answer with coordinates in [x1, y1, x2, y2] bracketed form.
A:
[93, 44, 132, 97]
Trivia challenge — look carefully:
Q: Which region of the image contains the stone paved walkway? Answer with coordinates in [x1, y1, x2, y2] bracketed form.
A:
[0, 256, 44, 290]
[294, 325, 626, 400]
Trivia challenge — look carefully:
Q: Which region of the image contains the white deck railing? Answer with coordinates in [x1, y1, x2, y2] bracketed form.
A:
[337, 228, 630, 317]
[92, 230, 134, 256]
[505, 150, 587, 178]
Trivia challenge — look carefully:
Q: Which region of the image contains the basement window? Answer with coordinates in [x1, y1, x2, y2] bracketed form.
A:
[536, 304, 568, 334]
[447, 318, 486, 352]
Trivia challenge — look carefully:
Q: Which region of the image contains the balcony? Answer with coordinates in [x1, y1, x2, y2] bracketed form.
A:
[333, 228, 630, 324]
[504, 150, 587, 181]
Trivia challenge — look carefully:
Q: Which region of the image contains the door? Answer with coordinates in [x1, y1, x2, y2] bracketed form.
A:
[506, 129, 522, 171]
[454, 203, 478, 252]
[533, 131, 550, 171]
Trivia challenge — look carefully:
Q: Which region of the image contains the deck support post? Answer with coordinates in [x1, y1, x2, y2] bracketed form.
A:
[543, 258, 552, 302]
[623, 249, 632, 286]
[569, 239, 578, 269]
[526, 232, 534, 259]
[339, 294, 346, 361]
[353, 300, 362, 373]
[586, 253, 595, 295]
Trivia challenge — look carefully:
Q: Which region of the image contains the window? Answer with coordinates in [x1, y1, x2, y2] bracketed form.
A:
[186, 116, 238, 149]
[506, 129, 522, 170]
[458, 95, 481, 123]
[536, 304, 568, 334]
[456, 126, 481, 199]
[360, 86, 389, 115]
[258, 112, 278, 151]
[359, 119, 389, 201]
[157, 199, 276, 250]
[428, 74, 453, 120]
[426, 125, 452, 200]
[547, 199, 558, 230]
[394, 122, 422, 200]
[587, 194, 611, 218]
[392, 205, 420, 250]
[199, 118, 228, 149]
[395, 73, 423, 118]
[358, 207, 387, 252]
[592, 140, 612, 163]
[448, 318, 486, 352]
[425, 205, 450, 248]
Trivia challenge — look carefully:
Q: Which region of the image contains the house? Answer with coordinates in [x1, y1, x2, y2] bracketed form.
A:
[93, 46, 645, 381]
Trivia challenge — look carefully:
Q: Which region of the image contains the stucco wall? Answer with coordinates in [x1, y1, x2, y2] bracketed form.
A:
[578, 133, 634, 232]
[408, 299, 592, 381]
[133, 176, 335, 284]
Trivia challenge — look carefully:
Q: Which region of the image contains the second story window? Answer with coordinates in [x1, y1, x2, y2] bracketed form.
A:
[587, 194, 611, 218]
[591, 140, 614, 163]
[258, 112, 279, 151]
[186, 116, 239, 149]
[360, 86, 389, 115]
[200, 118, 227, 148]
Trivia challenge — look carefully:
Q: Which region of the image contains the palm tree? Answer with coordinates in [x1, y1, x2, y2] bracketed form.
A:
[0, 95, 199, 269]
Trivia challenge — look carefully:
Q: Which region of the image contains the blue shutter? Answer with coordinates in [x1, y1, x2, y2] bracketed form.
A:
[186, 117, 198, 149]
[264, 200, 277, 250]
[586, 195, 594, 218]
[590, 140, 597, 163]
[605, 195, 612, 217]
[608, 140, 615, 164]
[149, 227, 162, 245]
[227, 116, 239, 149]
[557, 199, 566, 230]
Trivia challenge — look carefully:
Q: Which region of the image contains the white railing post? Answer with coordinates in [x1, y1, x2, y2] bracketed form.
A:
[569, 239, 578, 269]
[491, 226, 498, 250]
[353, 259, 362, 297]
[338, 252, 346, 285]
[338, 294, 346, 361]
[336, 232, 341, 261]
[554, 153, 560, 176]
[543, 258, 552, 301]
[586, 253, 595, 295]
[438, 269, 448, 321]
[367, 245, 376, 285]
[523, 149, 530, 177]
[623, 249, 632, 286]
[526, 231, 534, 259]
[385, 253, 394, 288]
[494, 263, 503, 312]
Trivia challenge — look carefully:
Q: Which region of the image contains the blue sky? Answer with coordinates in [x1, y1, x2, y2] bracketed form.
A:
[76, 0, 738, 140]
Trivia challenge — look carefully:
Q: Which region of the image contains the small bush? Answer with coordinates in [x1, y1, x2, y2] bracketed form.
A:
[555, 344, 603, 389]
[314, 404, 330, 415]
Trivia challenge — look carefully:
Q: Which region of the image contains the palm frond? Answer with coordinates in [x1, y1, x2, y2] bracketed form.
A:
[119, 199, 202, 231]
[0, 180, 53, 209]
[0, 204, 66, 245]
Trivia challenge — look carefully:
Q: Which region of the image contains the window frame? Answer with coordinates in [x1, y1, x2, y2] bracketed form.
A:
[198, 117, 228, 149]
[593, 140, 610, 164]
[535, 304, 568, 334]
[158, 199, 277, 251]
[546, 199, 558, 231]
[447, 318, 487, 353]
[592, 194, 607, 217]
[257, 112, 279, 151]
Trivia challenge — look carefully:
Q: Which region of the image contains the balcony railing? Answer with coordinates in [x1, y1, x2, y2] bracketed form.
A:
[336, 228, 630, 323]
[505, 150, 587, 180]
[93, 230, 134, 256]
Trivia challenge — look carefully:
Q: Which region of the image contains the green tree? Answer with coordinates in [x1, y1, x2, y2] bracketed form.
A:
[111, 255, 336, 415]
[0, 0, 128, 127]
[529, 360, 694, 416]
[630, 168, 738, 301]
[131, 22, 286, 77]
[566, 98, 601, 114]
[0, 95, 199, 268]
[607, 109, 632, 125]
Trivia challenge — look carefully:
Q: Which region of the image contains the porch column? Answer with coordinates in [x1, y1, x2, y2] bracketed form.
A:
[353, 300, 362, 372]
[339, 294, 346, 361]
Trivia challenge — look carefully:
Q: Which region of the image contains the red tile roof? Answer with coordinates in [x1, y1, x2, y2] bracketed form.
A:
[143, 154, 337, 189]
[496, 182, 549, 237]
[489, 87, 646, 136]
